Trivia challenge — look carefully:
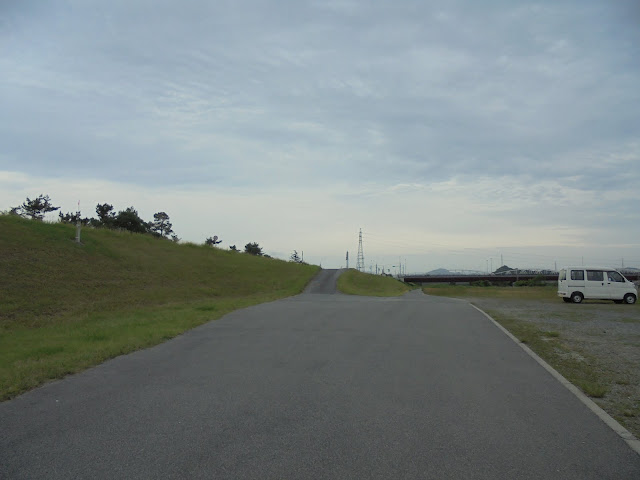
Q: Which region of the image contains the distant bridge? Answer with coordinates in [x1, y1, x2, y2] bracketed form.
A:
[402, 274, 557, 284]
[403, 272, 640, 284]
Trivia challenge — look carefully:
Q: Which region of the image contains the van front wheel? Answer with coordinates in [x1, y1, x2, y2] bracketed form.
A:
[571, 292, 584, 304]
[623, 293, 637, 305]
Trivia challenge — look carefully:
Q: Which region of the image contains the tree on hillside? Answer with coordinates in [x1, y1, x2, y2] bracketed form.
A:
[229, 245, 238, 252]
[113, 207, 148, 233]
[205, 236, 222, 246]
[13, 194, 59, 221]
[58, 211, 90, 225]
[244, 242, 263, 256]
[290, 250, 302, 263]
[95, 203, 116, 228]
[170, 234, 180, 243]
[149, 211, 173, 238]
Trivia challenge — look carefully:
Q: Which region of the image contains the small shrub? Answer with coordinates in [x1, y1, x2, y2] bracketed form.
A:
[515, 275, 547, 287]
[577, 381, 608, 398]
[526, 275, 546, 286]
[541, 330, 560, 338]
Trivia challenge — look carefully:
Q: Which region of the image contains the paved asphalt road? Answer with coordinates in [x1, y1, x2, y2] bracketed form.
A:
[2, 269, 639, 479]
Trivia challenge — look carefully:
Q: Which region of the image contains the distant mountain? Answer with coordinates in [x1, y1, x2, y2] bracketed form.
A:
[427, 268, 452, 276]
[494, 265, 513, 274]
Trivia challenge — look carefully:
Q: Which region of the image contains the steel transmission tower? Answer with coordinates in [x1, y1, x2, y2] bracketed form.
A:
[356, 228, 365, 272]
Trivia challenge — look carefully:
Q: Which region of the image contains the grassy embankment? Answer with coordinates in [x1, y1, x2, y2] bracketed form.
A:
[0, 215, 319, 401]
[337, 269, 413, 296]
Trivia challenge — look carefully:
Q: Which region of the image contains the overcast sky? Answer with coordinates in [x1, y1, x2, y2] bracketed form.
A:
[2, 0, 639, 272]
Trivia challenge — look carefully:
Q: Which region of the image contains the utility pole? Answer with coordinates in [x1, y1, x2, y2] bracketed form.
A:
[75, 200, 81, 244]
[346, 251, 349, 269]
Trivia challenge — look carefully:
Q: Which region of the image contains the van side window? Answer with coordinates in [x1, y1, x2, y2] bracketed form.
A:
[607, 271, 624, 282]
[559, 270, 566, 281]
[587, 270, 604, 281]
[570, 270, 584, 280]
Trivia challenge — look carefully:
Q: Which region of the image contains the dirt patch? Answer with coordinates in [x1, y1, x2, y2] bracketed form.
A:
[470, 297, 640, 439]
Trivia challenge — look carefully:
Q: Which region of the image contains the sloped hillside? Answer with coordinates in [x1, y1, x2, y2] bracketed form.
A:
[0, 215, 319, 399]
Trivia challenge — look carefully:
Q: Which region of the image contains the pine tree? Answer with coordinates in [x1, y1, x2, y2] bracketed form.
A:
[150, 212, 173, 238]
[15, 194, 59, 221]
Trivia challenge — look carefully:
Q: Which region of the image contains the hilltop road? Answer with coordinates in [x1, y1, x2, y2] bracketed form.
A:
[1, 269, 639, 478]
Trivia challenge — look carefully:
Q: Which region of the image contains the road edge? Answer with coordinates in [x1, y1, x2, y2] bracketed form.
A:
[470, 304, 640, 457]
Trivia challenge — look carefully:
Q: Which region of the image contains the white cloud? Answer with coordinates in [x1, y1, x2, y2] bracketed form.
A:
[1, 0, 639, 271]
[3, 169, 638, 271]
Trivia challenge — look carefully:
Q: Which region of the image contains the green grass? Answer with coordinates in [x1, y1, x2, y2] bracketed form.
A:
[483, 308, 610, 399]
[337, 269, 413, 296]
[541, 330, 561, 338]
[0, 215, 319, 400]
[423, 284, 558, 300]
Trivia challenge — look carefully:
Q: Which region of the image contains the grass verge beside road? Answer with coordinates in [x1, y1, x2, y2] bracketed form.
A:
[338, 269, 413, 296]
[424, 284, 640, 439]
[423, 284, 555, 300]
[0, 215, 319, 401]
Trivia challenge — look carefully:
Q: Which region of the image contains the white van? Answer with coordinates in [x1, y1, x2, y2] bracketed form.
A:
[558, 267, 637, 304]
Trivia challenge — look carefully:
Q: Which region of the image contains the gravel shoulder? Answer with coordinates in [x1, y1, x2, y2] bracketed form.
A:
[469, 297, 640, 439]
